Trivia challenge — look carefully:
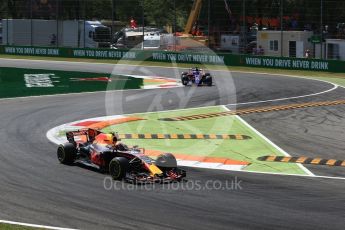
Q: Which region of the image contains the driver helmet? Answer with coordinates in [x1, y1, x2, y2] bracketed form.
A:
[95, 133, 113, 145]
[88, 129, 96, 142]
[112, 135, 118, 145]
[103, 134, 114, 145]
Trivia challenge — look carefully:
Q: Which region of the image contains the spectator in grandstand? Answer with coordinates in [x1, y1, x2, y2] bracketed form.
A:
[291, 18, 298, 30]
[305, 49, 311, 58]
[252, 45, 264, 56]
[258, 45, 264, 55]
[130, 17, 137, 29]
[304, 23, 312, 31]
[50, 33, 56, 46]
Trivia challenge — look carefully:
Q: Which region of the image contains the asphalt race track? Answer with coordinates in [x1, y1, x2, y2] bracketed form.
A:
[0, 59, 344, 230]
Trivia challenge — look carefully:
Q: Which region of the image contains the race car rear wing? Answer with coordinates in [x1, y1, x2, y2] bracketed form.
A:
[66, 128, 101, 143]
[66, 128, 121, 143]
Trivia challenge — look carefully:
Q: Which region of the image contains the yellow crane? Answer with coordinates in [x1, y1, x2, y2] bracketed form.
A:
[184, 0, 203, 34]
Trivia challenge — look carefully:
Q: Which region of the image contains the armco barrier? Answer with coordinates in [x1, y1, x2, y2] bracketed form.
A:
[1, 45, 345, 73]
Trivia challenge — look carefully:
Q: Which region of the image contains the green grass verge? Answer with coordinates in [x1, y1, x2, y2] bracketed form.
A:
[102, 106, 306, 175]
[0, 224, 43, 230]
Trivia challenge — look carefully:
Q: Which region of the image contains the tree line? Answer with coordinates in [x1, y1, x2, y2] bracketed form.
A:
[0, 0, 192, 29]
[0, 0, 344, 32]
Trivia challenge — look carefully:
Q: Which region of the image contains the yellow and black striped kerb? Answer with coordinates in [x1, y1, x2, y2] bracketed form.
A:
[118, 134, 251, 140]
[258, 156, 345, 167]
[159, 99, 345, 121]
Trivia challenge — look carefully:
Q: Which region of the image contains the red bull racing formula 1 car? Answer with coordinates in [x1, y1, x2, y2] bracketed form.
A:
[57, 128, 186, 183]
[181, 67, 213, 86]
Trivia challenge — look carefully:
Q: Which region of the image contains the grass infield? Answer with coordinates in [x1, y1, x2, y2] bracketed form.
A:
[103, 106, 307, 175]
[0, 223, 43, 230]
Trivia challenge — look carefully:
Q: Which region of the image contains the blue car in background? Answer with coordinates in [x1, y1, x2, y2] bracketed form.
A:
[181, 67, 213, 86]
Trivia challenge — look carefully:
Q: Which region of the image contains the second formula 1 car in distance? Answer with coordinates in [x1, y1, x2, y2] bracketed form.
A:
[181, 67, 213, 86]
[57, 128, 186, 183]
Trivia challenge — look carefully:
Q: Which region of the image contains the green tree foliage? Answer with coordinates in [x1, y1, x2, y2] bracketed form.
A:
[115, 0, 192, 29]
[0, 0, 344, 32]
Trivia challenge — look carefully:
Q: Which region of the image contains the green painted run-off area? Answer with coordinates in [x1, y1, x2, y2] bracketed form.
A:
[102, 106, 307, 175]
[0, 67, 143, 98]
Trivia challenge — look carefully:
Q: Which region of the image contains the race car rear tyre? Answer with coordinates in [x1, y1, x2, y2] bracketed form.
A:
[156, 153, 177, 170]
[57, 143, 77, 165]
[109, 157, 129, 180]
[181, 75, 189, 86]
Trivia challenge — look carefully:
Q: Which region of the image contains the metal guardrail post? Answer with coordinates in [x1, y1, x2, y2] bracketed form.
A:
[56, 0, 59, 47]
[242, 0, 246, 54]
[320, 0, 323, 60]
[208, 0, 211, 49]
[6, 0, 8, 45]
[174, 0, 177, 52]
[280, 0, 283, 57]
[30, 0, 33, 46]
[142, 0, 145, 50]
[111, 0, 115, 45]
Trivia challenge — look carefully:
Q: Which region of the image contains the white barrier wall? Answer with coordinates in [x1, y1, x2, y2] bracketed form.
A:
[2, 19, 83, 47]
[32, 20, 57, 46]
[3, 19, 32, 45]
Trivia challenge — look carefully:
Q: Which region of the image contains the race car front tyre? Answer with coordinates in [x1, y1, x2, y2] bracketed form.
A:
[109, 157, 129, 180]
[156, 153, 177, 170]
[57, 143, 77, 164]
[205, 75, 212, 86]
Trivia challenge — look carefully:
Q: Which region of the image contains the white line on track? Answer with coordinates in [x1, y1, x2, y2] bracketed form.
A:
[3, 58, 344, 180]
[220, 167, 345, 180]
[221, 105, 315, 176]
[0, 82, 176, 102]
[227, 83, 338, 106]
[47, 105, 345, 180]
[2, 58, 345, 230]
[0, 220, 78, 230]
[46, 105, 223, 145]
[0, 58, 340, 107]
[226, 69, 341, 105]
